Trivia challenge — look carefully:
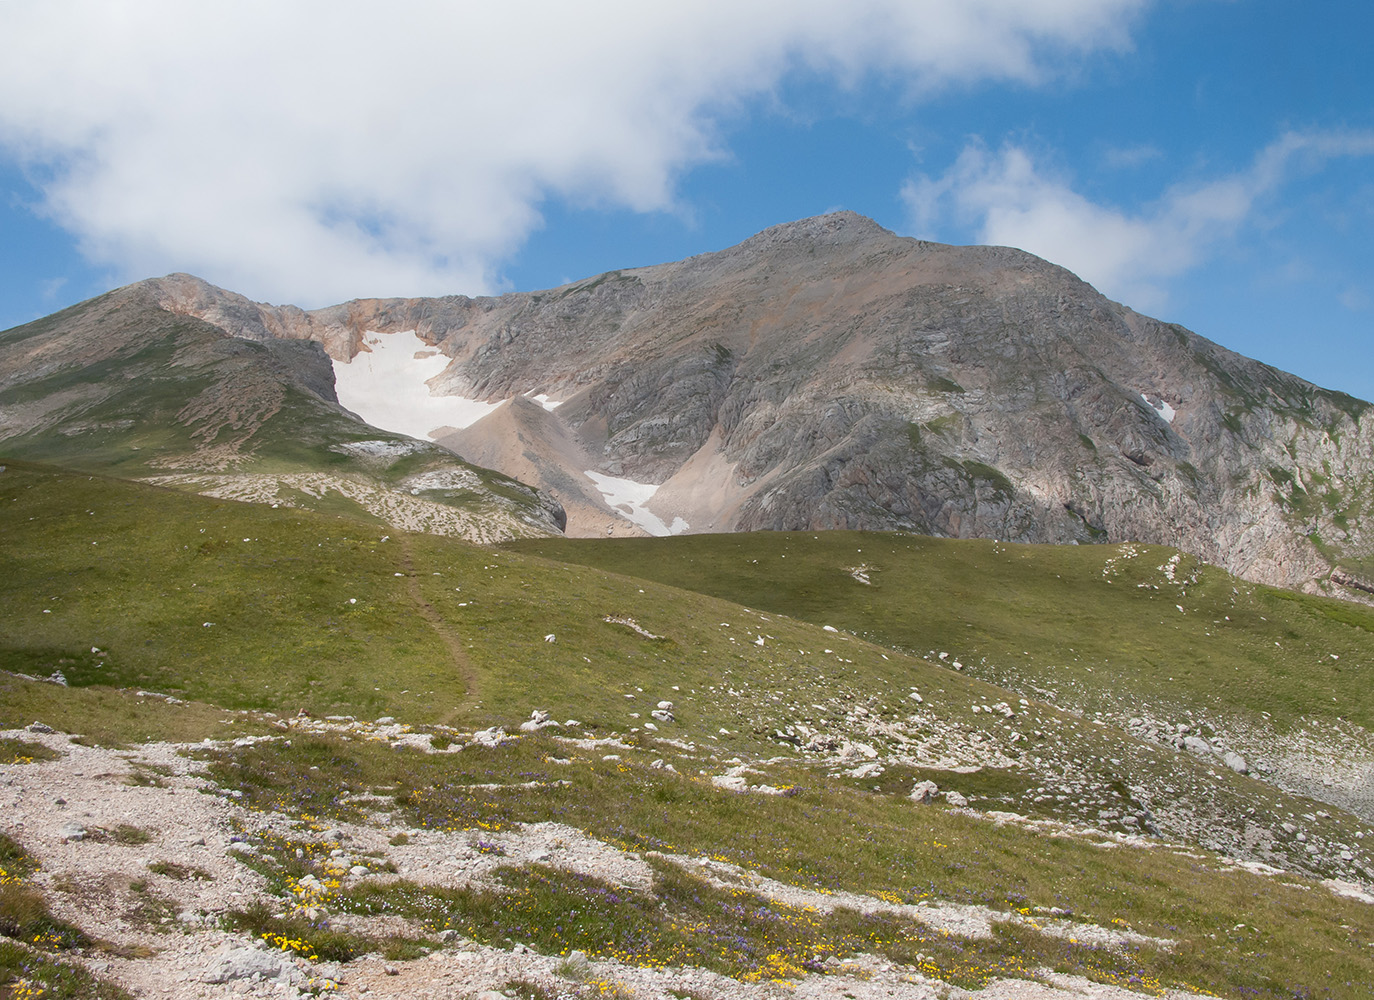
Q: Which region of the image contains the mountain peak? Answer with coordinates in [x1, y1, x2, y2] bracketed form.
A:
[732, 210, 898, 253]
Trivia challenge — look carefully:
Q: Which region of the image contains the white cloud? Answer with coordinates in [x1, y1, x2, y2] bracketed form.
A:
[903, 130, 1374, 310]
[0, 0, 1148, 304]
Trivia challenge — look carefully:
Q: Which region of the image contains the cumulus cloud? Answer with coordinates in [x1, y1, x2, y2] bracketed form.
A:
[903, 130, 1374, 310]
[0, 0, 1148, 304]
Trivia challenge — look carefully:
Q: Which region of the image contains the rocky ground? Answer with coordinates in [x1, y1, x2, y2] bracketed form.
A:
[5, 715, 1370, 1000]
[140, 470, 557, 545]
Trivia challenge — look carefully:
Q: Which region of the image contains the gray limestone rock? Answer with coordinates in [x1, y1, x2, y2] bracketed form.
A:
[1184, 736, 1214, 757]
[909, 780, 939, 804]
[203, 946, 289, 984]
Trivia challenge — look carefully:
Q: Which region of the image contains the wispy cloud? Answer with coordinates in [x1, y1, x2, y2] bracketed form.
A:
[0, 0, 1149, 304]
[903, 130, 1374, 309]
[1100, 143, 1162, 169]
[1340, 287, 1370, 312]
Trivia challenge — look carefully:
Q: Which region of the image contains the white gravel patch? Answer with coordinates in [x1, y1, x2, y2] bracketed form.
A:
[656, 852, 1171, 950]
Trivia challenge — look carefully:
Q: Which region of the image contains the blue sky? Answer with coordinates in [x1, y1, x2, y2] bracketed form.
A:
[2, 1, 1371, 400]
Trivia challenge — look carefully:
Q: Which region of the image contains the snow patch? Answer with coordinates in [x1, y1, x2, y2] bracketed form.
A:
[333, 330, 501, 440]
[529, 393, 563, 411]
[583, 471, 688, 537]
[1140, 392, 1176, 424]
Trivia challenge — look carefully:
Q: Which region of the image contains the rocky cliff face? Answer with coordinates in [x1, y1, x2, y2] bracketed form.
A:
[138, 214, 1374, 595]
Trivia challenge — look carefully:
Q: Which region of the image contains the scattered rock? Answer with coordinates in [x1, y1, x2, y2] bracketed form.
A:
[203, 947, 289, 984]
[472, 727, 506, 748]
[1183, 735, 1214, 756]
[836, 741, 878, 763]
[909, 780, 939, 804]
[519, 710, 560, 732]
[945, 790, 969, 807]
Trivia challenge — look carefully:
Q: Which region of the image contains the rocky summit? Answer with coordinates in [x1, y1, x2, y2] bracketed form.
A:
[128, 212, 1374, 598]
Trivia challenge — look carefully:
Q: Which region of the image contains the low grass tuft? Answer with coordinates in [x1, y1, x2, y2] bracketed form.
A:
[0, 833, 36, 882]
[124, 879, 179, 931]
[146, 861, 213, 882]
[224, 901, 431, 963]
[0, 940, 134, 999]
[110, 825, 153, 846]
[0, 883, 89, 951]
[0, 737, 62, 765]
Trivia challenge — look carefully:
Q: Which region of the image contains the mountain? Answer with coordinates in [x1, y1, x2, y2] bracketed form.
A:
[0, 281, 566, 542]
[10, 217, 1374, 999]
[7, 214, 1374, 999]
[133, 213, 1374, 599]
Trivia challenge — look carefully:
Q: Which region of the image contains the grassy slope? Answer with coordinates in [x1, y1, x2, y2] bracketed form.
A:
[0, 460, 458, 721]
[4, 461, 1374, 997]
[504, 532, 1374, 734]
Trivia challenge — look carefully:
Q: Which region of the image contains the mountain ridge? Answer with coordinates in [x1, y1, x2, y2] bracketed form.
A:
[0, 280, 567, 541]
[130, 212, 1374, 598]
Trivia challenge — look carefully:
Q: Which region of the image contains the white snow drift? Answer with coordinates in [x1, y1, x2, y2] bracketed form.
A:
[332, 331, 500, 441]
